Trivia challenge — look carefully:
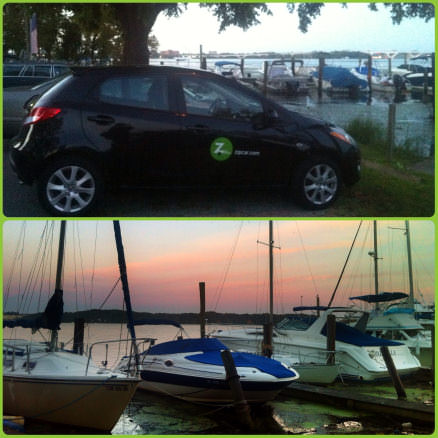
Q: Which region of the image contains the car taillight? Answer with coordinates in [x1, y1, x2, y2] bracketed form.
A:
[24, 107, 61, 125]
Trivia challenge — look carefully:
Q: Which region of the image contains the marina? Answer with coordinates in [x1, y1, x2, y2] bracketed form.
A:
[3, 221, 434, 434]
[3, 322, 434, 434]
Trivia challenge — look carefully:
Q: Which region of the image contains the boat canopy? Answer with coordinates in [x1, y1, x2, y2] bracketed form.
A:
[321, 321, 402, 347]
[350, 292, 408, 303]
[214, 61, 240, 67]
[186, 350, 296, 379]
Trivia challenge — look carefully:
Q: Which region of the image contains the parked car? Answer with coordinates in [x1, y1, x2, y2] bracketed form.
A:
[9, 66, 360, 216]
[3, 62, 71, 88]
[3, 76, 66, 138]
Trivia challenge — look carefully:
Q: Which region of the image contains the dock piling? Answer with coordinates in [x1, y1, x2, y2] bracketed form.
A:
[318, 57, 324, 99]
[326, 314, 336, 365]
[220, 349, 254, 430]
[73, 318, 85, 354]
[262, 323, 273, 358]
[199, 282, 206, 338]
[263, 61, 269, 96]
[380, 345, 407, 400]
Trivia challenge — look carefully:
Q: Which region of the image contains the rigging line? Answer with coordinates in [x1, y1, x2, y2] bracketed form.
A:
[74, 222, 88, 312]
[212, 221, 244, 312]
[295, 222, 318, 296]
[98, 277, 122, 310]
[20, 221, 50, 313]
[89, 222, 99, 310]
[4, 222, 27, 309]
[276, 222, 285, 314]
[327, 220, 363, 308]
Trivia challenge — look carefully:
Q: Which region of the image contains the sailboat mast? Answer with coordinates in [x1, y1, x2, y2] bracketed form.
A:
[269, 220, 274, 324]
[373, 221, 380, 310]
[405, 221, 415, 308]
[113, 221, 139, 366]
[50, 220, 66, 351]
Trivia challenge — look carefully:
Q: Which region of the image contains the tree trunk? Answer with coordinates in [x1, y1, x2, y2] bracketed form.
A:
[114, 4, 168, 65]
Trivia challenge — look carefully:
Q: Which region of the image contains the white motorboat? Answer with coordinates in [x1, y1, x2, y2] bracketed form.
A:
[214, 61, 243, 80]
[350, 293, 432, 367]
[349, 221, 433, 367]
[3, 221, 140, 431]
[117, 336, 298, 403]
[216, 306, 421, 382]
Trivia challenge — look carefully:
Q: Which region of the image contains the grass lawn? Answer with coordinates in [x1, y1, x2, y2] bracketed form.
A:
[329, 160, 434, 217]
[328, 118, 435, 217]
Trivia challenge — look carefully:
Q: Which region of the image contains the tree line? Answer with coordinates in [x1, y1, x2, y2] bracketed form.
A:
[3, 3, 434, 65]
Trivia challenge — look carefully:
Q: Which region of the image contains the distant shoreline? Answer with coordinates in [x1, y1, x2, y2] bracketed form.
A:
[4, 309, 287, 325]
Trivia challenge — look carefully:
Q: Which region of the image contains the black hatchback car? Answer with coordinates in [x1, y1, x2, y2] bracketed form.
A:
[9, 65, 360, 216]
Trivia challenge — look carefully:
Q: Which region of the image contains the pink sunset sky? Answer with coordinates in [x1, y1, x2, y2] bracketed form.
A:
[3, 220, 435, 314]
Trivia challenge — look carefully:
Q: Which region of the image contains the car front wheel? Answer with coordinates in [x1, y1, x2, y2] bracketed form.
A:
[292, 158, 341, 210]
[37, 157, 103, 216]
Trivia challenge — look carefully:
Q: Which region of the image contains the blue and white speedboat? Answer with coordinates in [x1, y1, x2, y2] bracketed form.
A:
[117, 337, 298, 403]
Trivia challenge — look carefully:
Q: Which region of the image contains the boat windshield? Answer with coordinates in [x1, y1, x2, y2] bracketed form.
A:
[276, 315, 317, 331]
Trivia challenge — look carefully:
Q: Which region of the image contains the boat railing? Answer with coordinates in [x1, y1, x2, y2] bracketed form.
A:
[86, 337, 155, 376]
[3, 341, 37, 373]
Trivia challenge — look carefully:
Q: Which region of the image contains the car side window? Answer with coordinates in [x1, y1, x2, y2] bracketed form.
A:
[180, 76, 263, 122]
[34, 65, 51, 77]
[99, 75, 169, 111]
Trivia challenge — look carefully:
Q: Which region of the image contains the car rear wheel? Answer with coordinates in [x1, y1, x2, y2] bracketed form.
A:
[292, 158, 341, 210]
[37, 157, 103, 216]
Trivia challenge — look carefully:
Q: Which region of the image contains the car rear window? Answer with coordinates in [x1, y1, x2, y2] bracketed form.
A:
[98, 75, 169, 111]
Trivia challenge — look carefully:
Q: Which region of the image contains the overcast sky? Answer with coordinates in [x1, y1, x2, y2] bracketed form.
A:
[3, 220, 435, 314]
[152, 3, 435, 54]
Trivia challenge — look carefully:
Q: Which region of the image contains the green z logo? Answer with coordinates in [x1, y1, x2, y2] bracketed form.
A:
[210, 137, 233, 161]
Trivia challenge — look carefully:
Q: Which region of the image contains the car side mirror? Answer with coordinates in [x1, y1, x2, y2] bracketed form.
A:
[252, 109, 280, 130]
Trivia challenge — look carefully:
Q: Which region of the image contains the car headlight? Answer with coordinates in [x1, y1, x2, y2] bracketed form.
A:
[330, 127, 355, 145]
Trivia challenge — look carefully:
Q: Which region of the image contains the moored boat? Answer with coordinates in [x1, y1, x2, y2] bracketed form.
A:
[117, 336, 298, 403]
[3, 221, 140, 432]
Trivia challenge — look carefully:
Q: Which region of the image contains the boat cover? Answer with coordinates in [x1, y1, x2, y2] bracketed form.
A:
[383, 307, 415, 316]
[312, 66, 367, 89]
[147, 338, 228, 355]
[350, 292, 408, 303]
[186, 351, 296, 379]
[321, 321, 402, 347]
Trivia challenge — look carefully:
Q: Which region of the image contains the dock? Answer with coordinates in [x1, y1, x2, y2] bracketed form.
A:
[284, 382, 434, 424]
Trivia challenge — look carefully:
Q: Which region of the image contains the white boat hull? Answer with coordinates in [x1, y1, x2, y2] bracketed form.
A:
[3, 341, 139, 431]
[3, 375, 138, 431]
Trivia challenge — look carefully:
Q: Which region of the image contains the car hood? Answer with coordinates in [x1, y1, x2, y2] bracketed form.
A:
[287, 110, 332, 130]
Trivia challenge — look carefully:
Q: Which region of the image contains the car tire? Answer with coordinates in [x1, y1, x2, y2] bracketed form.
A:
[37, 156, 103, 216]
[291, 157, 341, 210]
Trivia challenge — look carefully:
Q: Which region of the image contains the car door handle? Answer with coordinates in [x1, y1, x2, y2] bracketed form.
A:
[87, 115, 115, 125]
[186, 124, 210, 134]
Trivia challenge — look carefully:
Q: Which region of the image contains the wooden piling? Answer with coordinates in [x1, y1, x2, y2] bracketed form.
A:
[387, 103, 396, 161]
[326, 314, 336, 365]
[318, 57, 324, 99]
[367, 54, 373, 104]
[199, 282, 206, 338]
[240, 57, 245, 77]
[220, 350, 254, 430]
[73, 318, 85, 355]
[263, 60, 269, 96]
[380, 345, 407, 400]
[262, 323, 273, 358]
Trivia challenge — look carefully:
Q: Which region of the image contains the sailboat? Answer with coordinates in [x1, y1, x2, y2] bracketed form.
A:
[349, 221, 432, 367]
[214, 221, 339, 384]
[214, 221, 421, 381]
[3, 221, 140, 431]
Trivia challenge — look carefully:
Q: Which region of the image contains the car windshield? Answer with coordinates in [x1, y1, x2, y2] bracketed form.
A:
[276, 315, 317, 331]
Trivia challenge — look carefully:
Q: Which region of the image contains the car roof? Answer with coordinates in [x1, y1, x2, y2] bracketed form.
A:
[70, 65, 216, 77]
